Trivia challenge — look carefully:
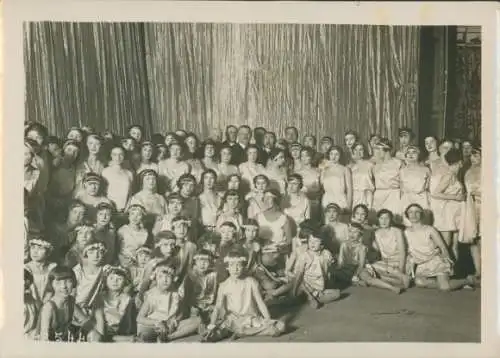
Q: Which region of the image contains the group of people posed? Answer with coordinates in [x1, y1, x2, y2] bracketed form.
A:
[23, 121, 482, 342]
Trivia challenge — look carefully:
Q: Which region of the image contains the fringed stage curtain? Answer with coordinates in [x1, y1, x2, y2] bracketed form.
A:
[25, 23, 420, 144]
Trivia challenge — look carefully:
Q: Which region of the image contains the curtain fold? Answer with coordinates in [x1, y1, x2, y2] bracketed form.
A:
[24, 22, 152, 136]
[25, 23, 421, 144]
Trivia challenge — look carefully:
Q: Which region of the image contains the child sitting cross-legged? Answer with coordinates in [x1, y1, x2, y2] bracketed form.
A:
[333, 222, 374, 290]
[292, 230, 341, 309]
[285, 220, 319, 279]
[39, 266, 103, 342]
[136, 231, 181, 309]
[185, 250, 218, 333]
[201, 249, 286, 342]
[101, 266, 137, 342]
[136, 259, 200, 343]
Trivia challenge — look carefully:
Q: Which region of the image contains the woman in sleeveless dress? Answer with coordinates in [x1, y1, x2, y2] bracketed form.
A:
[429, 146, 465, 262]
[349, 143, 375, 210]
[400, 146, 431, 226]
[200, 140, 219, 173]
[404, 204, 476, 291]
[320, 145, 352, 214]
[371, 139, 403, 223]
[198, 169, 223, 231]
[463, 144, 481, 278]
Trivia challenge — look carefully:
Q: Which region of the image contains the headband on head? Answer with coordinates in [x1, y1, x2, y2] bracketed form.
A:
[63, 140, 80, 151]
[374, 142, 391, 150]
[104, 265, 129, 279]
[136, 246, 152, 256]
[193, 253, 212, 261]
[172, 219, 191, 227]
[325, 203, 341, 212]
[29, 238, 53, 250]
[83, 173, 101, 185]
[154, 265, 176, 277]
[126, 204, 146, 215]
[223, 255, 247, 264]
[83, 242, 106, 255]
[405, 145, 420, 153]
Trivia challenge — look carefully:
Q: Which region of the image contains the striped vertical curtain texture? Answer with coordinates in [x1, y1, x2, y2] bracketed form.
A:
[25, 22, 420, 144]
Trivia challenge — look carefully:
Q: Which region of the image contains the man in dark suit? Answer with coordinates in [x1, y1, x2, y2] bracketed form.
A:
[222, 125, 242, 165]
[253, 126, 269, 166]
[284, 126, 299, 145]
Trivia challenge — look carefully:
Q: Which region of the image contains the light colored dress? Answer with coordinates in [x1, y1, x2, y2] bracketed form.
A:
[217, 277, 283, 336]
[296, 167, 322, 202]
[265, 167, 287, 195]
[73, 264, 105, 307]
[158, 159, 190, 192]
[400, 165, 431, 226]
[136, 162, 159, 175]
[349, 160, 375, 208]
[186, 158, 204, 184]
[102, 167, 134, 212]
[127, 191, 167, 219]
[246, 192, 266, 220]
[372, 158, 403, 216]
[75, 157, 105, 194]
[282, 193, 310, 228]
[464, 165, 481, 237]
[320, 164, 349, 210]
[430, 171, 464, 232]
[369, 227, 405, 275]
[25, 261, 57, 306]
[117, 225, 150, 268]
[199, 191, 222, 227]
[215, 163, 239, 192]
[405, 225, 452, 277]
[257, 212, 287, 246]
[239, 162, 265, 193]
[300, 250, 334, 293]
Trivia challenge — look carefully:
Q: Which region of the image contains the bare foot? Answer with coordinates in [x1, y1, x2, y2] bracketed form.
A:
[391, 286, 403, 294]
[309, 299, 323, 309]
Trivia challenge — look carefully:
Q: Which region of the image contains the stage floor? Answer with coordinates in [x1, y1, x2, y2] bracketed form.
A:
[180, 286, 481, 343]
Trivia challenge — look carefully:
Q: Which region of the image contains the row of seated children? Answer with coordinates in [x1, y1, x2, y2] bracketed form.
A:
[25, 201, 478, 342]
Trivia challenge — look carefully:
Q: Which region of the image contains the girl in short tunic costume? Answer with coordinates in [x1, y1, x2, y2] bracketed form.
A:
[320, 164, 350, 210]
[370, 227, 405, 274]
[429, 165, 464, 232]
[400, 164, 431, 224]
[405, 225, 452, 278]
[372, 158, 403, 218]
[349, 160, 375, 209]
[464, 162, 481, 236]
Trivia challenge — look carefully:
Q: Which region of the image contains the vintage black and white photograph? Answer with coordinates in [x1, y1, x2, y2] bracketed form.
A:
[21, 21, 483, 343]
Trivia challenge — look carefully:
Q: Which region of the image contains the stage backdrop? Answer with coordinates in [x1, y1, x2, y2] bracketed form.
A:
[25, 23, 421, 145]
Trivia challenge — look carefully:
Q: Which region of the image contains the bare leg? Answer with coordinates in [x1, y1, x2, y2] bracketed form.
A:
[318, 289, 341, 304]
[168, 317, 201, 341]
[377, 270, 411, 289]
[440, 231, 452, 257]
[451, 232, 459, 263]
[414, 277, 439, 289]
[470, 240, 481, 277]
[436, 274, 474, 291]
[359, 271, 402, 294]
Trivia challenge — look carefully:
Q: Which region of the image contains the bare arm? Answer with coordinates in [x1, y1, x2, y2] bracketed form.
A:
[345, 167, 353, 210]
[432, 174, 464, 201]
[209, 286, 225, 326]
[251, 279, 271, 320]
[39, 302, 54, 341]
[136, 297, 158, 327]
[394, 229, 407, 273]
[428, 227, 452, 260]
[292, 259, 306, 296]
[355, 247, 367, 277]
